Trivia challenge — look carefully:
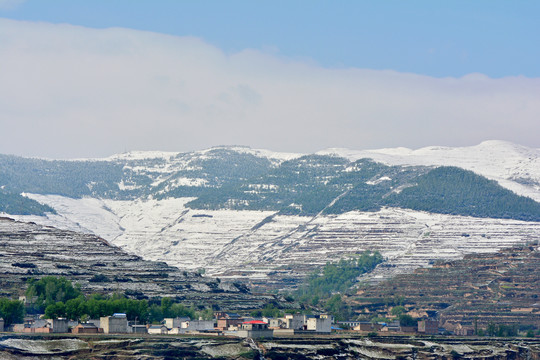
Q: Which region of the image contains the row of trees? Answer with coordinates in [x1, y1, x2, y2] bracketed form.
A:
[25, 276, 212, 323]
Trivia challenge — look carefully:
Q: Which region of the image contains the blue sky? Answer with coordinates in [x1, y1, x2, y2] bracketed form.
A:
[0, 1, 539, 158]
[2, 0, 538, 78]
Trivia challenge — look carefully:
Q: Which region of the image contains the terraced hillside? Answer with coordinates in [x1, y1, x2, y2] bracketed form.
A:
[14, 197, 540, 291]
[2, 141, 540, 291]
[355, 243, 540, 329]
[0, 217, 276, 311]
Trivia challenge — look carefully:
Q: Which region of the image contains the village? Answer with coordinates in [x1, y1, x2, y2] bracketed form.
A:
[0, 310, 474, 339]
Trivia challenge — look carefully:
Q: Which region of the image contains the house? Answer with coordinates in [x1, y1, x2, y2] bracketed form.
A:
[418, 319, 439, 335]
[454, 324, 474, 336]
[266, 318, 286, 329]
[100, 313, 128, 334]
[48, 318, 69, 333]
[441, 320, 474, 335]
[130, 324, 148, 334]
[163, 317, 190, 330]
[400, 326, 417, 333]
[353, 322, 382, 332]
[72, 323, 100, 334]
[381, 321, 401, 332]
[216, 313, 244, 330]
[183, 320, 214, 332]
[306, 316, 332, 333]
[338, 320, 362, 329]
[284, 314, 307, 330]
[148, 325, 168, 335]
[236, 320, 273, 339]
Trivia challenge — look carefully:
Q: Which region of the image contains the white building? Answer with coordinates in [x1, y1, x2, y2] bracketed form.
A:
[148, 325, 168, 334]
[163, 317, 190, 329]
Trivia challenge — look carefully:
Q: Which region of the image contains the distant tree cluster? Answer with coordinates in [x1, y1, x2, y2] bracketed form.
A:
[293, 251, 384, 320]
[187, 156, 540, 222]
[24, 276, 211, 323]
[3, 151, 540, 222]
[0, 190, 55, 215]
[385, 167, 540, 222]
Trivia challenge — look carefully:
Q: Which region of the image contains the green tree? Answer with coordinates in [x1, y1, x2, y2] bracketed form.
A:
[26, 276, 81, 311]
[399, 314, 417, 327]
[391, 306, 406, 316]
[161, 297, 174, 318]
[44, 301, 66, 319]
[0, 298, 25, 325]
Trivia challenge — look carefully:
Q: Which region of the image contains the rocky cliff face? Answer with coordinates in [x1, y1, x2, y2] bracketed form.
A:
[0, 217, 275, 310]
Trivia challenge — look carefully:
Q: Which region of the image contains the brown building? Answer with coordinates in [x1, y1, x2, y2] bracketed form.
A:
[216, 313, 244, 330]
[72, 323, 100, 334]
[354, 322, 382, 332]
[418, 319, 439, 335]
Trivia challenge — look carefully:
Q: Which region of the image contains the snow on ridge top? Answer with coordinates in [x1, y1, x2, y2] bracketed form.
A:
[318, 140, 540, 201]
[197, 145, 304, 162]
[319, 141, 539, 165]
[318, 147, 413, 159]
[105, 150, 180, 161]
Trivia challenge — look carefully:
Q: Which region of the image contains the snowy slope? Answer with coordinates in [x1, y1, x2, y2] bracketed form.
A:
[13, 193, 540, 290]
[5, 140, 540, 290]
[318, 140, 540, 201]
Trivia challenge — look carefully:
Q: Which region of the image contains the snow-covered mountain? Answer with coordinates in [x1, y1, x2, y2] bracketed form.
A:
[318, 140, 540, 201]
[2, 141, 539, 290]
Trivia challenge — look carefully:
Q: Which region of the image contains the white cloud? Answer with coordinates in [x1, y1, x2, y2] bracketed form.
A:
[0, 18, 539, 158]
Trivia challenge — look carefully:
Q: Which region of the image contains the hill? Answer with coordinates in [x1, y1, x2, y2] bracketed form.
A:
[354, 242, 540, 329]
[0, 217, 275, 311]
[1, 141, 539, 289]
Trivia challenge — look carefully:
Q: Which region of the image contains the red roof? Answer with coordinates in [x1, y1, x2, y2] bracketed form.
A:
[243, 320, 267, 324]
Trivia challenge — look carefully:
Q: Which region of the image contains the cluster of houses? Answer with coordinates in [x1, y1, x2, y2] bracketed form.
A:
[216, 312, 333, 338]
[0, 313, 478, 337]
[4, 313, 215, 336]
[1, 312, 332, 339]
[336, 318, 440, 335]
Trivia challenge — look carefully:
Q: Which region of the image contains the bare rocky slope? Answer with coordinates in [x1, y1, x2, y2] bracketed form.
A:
[0, 217, 276, 310]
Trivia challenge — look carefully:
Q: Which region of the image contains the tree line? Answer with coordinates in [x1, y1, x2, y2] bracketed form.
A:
[23, 276, 212, 323]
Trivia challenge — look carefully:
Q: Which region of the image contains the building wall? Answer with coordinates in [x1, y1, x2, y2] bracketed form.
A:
[285, 315, 306, 330]
[185, 320, 214, 331]
[418, 319, 438, 335]
[51, 319, 69, 333]
[100, 316, 128, 334]
[164, 318, 189, 329]
[148, 326, 168, 334]
[72, 325, 99, 334]
[306, 317, 331, 333]
[236, 329, 274, 339]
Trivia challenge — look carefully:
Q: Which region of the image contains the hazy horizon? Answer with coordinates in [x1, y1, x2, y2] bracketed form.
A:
[1, 2, 539, 158]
